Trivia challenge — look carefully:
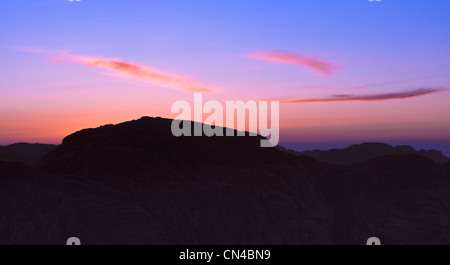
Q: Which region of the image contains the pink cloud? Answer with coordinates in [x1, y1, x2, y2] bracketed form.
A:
[11, 46, 216, 92]
[245, 50, 338, 77]
[278, 88, 445, 103]
[48, 52, 215, 92]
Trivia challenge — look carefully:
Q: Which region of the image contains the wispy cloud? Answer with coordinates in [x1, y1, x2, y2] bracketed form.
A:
[278, 88, 445, 103]
[50, 52, 215, 92]
[244, 50, 338, 77]
[12, 46, 215, 92]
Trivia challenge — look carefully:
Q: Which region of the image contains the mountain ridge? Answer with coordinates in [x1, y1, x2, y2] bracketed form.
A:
[281, 142, 450, 165]
[0, 117, 450, 244]
[0, 143, 57, 166]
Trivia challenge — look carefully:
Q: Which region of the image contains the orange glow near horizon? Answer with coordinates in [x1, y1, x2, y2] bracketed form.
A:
[1, 90, 449, 145]
[1, 1, 450, 152]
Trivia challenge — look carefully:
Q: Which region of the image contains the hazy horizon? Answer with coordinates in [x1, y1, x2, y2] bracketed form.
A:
[1, 126, 449, 157]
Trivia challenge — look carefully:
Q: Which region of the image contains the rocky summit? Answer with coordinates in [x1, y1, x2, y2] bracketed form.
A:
[0, 117, 449, 244]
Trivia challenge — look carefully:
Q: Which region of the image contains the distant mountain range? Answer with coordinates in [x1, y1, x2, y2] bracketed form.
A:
[278, 142, 450, 165]
[0, 143, 56, 166]
[4, 141, 448, 167]
[0, 117, 450, 244]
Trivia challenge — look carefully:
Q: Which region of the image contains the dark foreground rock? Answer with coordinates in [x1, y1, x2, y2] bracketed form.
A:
[0, 117, 449, 244]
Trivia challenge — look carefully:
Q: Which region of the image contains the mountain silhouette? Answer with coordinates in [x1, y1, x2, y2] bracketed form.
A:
[0, 143, 56, 166]
[0, 117, 449, 244]
[289, 142, 450, 165]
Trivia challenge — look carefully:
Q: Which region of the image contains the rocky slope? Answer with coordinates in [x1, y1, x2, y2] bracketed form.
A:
[0, 117, 449, 244]
[1, 117, 335, 244]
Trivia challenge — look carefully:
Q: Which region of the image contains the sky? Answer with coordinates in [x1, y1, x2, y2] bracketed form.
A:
[0, 0, 449, 154]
